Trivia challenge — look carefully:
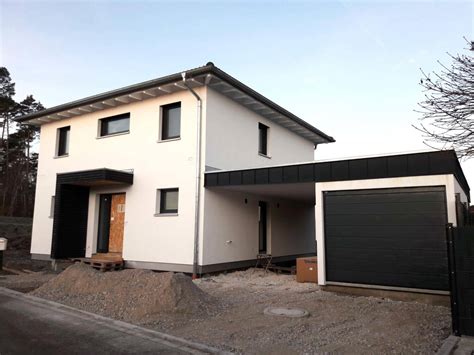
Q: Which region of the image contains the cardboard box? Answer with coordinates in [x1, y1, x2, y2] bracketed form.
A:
[296, 257, 317, 283]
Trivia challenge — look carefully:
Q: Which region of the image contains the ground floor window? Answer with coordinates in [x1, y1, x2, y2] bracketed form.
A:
[156, 188, 179, 214]
[49, 196, 55, 218]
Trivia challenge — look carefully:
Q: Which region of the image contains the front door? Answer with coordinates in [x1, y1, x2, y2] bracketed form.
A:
[109, 194, 126, 253]
[258, 201, 267, 254]
[97, 193, 125, 254]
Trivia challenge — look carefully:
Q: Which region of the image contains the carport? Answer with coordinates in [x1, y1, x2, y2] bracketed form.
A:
[205, 150, 470, 293]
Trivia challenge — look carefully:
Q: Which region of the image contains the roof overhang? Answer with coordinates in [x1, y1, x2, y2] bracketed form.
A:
[57, 168, 133, 186]
[16, 63, 334, 145]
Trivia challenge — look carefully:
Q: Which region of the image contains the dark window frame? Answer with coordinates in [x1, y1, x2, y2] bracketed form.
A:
[99, 113, 130, 137]
[161, 102, 181, 141]
[258, 123, 269, 156]
[57, 126, 70, 156]
[159, 188, 179, 214]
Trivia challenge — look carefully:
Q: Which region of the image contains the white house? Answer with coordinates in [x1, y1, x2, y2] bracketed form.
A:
[17, 63, 333, 277]
[18, 63, 470, 294]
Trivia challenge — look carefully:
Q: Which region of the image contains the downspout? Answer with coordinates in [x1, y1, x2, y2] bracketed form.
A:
[181, 72, 202, 279]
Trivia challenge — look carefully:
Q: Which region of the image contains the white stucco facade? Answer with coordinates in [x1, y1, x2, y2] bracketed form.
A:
[200, 88, 316, 267]
[30, 84, 318, 271]
[31, 88, 207, 267]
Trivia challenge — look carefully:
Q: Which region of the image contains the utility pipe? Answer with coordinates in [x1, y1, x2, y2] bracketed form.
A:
[181, 72, 202, 279]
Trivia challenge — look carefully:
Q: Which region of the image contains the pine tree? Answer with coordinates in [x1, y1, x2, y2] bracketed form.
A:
[0, 67, 44, 216]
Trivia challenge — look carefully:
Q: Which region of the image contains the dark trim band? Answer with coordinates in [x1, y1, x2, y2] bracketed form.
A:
[205, 150, 470, 200]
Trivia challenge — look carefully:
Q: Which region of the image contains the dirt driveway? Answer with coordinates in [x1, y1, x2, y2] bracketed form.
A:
[0, 223, 451, 355]
[148, 270, 450, 354]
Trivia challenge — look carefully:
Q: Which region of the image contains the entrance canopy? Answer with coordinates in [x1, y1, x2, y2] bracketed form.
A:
[51, 168, 133, 259]
[57, 168, 134, 186]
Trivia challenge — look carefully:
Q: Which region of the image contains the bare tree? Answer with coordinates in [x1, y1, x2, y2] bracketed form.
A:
[415, 40, 474, 158]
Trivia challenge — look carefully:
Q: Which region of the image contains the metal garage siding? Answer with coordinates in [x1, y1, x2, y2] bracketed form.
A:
[324, 186, 449, 291]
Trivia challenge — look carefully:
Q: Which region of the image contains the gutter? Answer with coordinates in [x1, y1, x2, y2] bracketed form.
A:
[181, 72, 203, 279]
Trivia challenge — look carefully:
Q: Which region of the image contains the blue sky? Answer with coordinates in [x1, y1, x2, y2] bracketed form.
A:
[1, 0, 473, 184]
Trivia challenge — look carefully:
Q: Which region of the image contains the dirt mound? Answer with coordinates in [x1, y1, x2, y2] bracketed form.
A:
[31, 263, 213, 322]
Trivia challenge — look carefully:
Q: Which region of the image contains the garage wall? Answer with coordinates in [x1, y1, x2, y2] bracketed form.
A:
[202, 188, 315, 266]
[315, 174, 460, 289]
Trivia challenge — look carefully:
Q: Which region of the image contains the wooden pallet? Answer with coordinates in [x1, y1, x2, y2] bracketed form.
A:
[71, 257, 124, 272]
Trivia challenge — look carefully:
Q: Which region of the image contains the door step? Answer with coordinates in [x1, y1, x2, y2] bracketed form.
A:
[71, 257, 124, 272]
[92, 253, 123, 262]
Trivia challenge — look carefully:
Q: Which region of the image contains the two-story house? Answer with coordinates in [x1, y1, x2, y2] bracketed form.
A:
[17, 63, 471, 295]
[17, 63, 334, 277]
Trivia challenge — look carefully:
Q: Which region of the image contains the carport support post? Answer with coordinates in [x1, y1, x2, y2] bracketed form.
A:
[446, 223, 460, 336]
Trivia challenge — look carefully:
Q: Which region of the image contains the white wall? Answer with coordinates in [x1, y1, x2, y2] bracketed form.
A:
[204, 88, 315, 171]
[31, 87, 206, 266]
[454, 177, 469, 204]
[200, 88, 317, 266]
[202, 188, 315, 265]
[314, 174, 463, 286]
[30, 83, 320, 268]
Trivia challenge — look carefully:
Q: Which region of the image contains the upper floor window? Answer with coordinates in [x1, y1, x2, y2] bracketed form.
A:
[99, 113, 130, 137]
[57, 126, 70, 157]
[258, 123, 269, 156]
[161, 102, 181, 141]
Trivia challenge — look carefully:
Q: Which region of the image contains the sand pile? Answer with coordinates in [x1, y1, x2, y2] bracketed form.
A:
[31, 263, 213, 322]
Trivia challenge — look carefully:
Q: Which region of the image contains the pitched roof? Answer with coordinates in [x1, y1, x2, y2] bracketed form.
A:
[16, 62, 335, 144]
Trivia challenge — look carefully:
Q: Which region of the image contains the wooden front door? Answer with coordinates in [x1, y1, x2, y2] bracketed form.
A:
[108, 193, 126, 253]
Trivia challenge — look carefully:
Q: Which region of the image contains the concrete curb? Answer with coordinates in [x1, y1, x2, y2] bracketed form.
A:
[436, 335, 460, 355]
[0, 287, 231, 355]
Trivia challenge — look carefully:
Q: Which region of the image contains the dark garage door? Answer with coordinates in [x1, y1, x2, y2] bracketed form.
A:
[324, 186, 448, 291]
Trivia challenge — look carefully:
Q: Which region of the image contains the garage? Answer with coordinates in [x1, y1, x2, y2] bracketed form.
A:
[323, 186, 449, 290]
[206, 150, 470, 293]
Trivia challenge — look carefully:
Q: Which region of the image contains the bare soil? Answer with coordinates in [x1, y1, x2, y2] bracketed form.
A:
[158, 270, 451, 354]
[0, 217, 50, 272]
[161, 269, 450, 354]
[0, 217, 68, 292]
[27, 265, 451, 354]
[0, 219, 450, 353]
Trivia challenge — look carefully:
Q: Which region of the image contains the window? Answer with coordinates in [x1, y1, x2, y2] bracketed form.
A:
[49, 196, 55, 218]
[258, 123, 269, 156]
[161, 103, 181, 140]
[99, 113, 130, 137]
[57, 126, 70, 156]
[157, 188, 179, 214]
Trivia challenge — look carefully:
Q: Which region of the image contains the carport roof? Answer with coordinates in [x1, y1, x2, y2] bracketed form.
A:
[205, 150, 470, 200]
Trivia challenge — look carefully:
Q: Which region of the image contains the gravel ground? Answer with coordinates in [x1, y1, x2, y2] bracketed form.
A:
[5, 245, 450, 354]
[31, 264, 215, 322]
[23, 266, 451, 353]
[149, 269, 451, 354]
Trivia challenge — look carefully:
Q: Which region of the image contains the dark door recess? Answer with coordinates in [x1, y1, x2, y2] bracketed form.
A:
[324, 186, 448, 290]
[259, 201, 268, 254]
[51, 184, 90, 259]
[97, 194, 112, 253]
